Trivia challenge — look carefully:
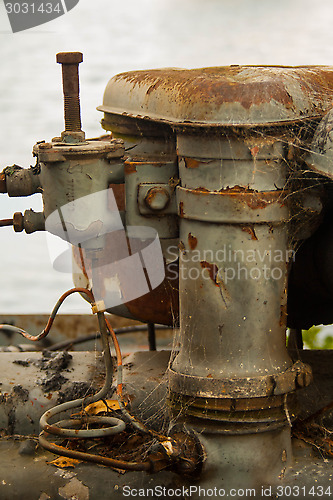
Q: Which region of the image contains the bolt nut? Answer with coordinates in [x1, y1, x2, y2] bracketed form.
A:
[144, 187, 171, 212]
[61, 131, 86, 143]
[38, 142, 53, 150]
[56, 52, 83, 64]
[13, 212, 24, 232]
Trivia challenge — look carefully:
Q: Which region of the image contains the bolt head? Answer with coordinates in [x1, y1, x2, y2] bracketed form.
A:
[144, 186, 171, 211]
[56, 52, 83, 64]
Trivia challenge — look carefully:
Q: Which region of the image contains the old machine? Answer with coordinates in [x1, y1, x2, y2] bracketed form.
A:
[1, 53, 333, 498]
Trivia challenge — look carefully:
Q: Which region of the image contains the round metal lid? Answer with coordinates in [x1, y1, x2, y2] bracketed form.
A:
[98, 66, 333, 127]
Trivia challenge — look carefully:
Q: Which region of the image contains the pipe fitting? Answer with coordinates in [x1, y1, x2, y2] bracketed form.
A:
[4, 166, 41, 197]
[13, 210, 45, 234]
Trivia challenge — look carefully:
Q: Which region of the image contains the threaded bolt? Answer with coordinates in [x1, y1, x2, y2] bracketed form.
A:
[56, 52, 83, 134]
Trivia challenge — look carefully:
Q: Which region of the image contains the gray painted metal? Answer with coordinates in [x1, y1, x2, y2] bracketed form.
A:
[0, 351, 102, 435]
[125, 156, 178, 238]
[0, 350, 331, 499]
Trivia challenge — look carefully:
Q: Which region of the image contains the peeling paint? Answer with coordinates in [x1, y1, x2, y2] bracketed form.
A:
[58, 477, 89, 500]
[188, 233, 198, 250]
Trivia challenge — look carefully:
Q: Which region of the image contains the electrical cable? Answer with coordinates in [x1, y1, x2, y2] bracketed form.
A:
[39, 311, 122, 438]
[0, 218, 13, 227]
[39, 309, 153, 471]
[2, 284, 173, 469]
[0, 287, 94, 341]
[48, 324, 170, 351]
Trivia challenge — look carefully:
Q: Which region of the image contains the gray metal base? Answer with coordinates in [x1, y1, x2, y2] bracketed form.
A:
[0, 349, 332, 499]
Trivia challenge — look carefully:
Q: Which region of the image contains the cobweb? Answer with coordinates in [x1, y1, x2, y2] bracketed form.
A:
[118, 112, 333, 462]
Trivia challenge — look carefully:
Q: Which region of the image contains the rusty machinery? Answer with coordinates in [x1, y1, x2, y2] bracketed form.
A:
[1, 54, 333, 497]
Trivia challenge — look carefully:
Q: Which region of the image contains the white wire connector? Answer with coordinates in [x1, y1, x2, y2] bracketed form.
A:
[91, 300, 106, 314]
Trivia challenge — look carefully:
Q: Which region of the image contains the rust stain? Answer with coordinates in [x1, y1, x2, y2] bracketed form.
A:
[280, 303, 288, 327]
[125, 261, 179, 326]
[200, 261, 219, 286]
[188, 233, 198, 250]
[193, 187, 210, 193]
[221, 185, 254, 193]
[178, 241, 186, 253]
[113, 66, 333, 117]
[241, 225, 258, 240]
[108, 183, 125, 211]
[124, 162, 137, 174]
[146, 82, 158, 95]
[179, 201, 185, 216]
[184, 158, 200, 169]
[245, 191, 285, 210]
[0, 173, 6, 193]
[250, 145, 260, 157]
[189, 186, 287, 211]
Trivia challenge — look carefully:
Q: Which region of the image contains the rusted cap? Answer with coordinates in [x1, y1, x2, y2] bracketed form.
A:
[98, 66, 333, 127]
[0, 173, 6, 193]
[56, 52, 83, 64]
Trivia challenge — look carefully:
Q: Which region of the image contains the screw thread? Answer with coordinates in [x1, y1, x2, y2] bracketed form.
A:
[64, 95, 82, 132]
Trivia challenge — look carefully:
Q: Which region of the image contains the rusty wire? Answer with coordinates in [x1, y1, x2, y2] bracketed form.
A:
[38, 309, 155, 471]
[104, 316, 123, 396]
[2, 282, 173, 469]
[38, 433, 151, 471]
[0, 287, 94, 342]
[0, 218, 13, 227]
[39, 311, 123, 438]
[48, 324, 169, 351]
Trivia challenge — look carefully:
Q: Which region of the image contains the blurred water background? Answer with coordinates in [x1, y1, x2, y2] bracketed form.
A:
[1, 0, 333, 321]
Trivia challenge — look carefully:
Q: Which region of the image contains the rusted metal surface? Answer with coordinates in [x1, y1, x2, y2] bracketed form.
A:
[168, 361, 311, 401]
[177, 186, 289, 223]
[56, 52, 83, 136]
[108, 182, 125, 211]
[4, 165, 41, 197]
[12, 212, 23, 232]
[124, 261, 179, 326]
[0, 218, 13, 227]
[144, 186, 171, 211]
[0, 173, 6, 193]
[199, 261, 219, 286]
[138, 183, 177, 215]
[187, 232, 197, 250]
[99, 66, 333, 127]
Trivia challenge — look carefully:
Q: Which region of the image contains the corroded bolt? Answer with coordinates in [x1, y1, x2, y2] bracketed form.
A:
[144, 186, 171, 211]
[13, 212, 24, 232]
[56, 52, 83, 134]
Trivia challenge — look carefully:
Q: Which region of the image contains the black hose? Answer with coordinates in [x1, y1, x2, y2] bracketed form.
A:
[48, 324, 171, 351]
